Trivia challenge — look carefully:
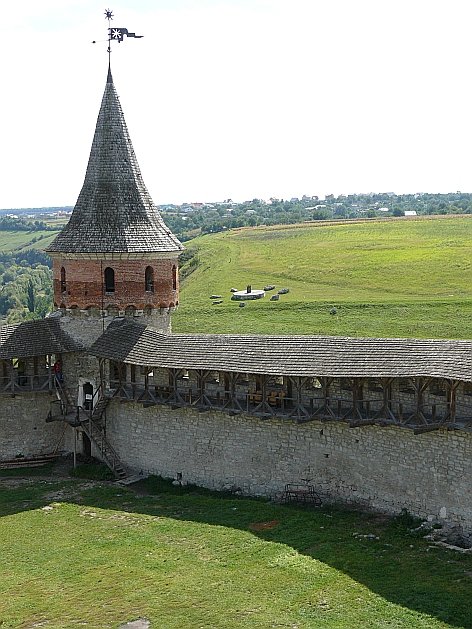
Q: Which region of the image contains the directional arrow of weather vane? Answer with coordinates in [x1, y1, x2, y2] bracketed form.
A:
[92, 9, 143, 53]
[109, 27, 144, 42]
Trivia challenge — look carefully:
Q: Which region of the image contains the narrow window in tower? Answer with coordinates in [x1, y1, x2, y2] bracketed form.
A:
[145, 266, 154, 292]
[172, 265, 177, 290]
[104, 267, 115, 293]
[60, 267, 66, 293]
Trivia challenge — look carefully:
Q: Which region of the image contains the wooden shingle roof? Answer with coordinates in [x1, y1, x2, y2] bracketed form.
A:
[0, 319, 84, 359]
[46, 68, 183, 255]
[89, 320, 472, 381]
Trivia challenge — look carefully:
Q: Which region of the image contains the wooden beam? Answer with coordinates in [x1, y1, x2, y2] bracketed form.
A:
[447, 379, 460, 423]
[349, 419, 377, 428]
[414, 423, 450, 435]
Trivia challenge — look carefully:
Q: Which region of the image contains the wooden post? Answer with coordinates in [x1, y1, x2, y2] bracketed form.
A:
[199, 370, 206, 406]
[448, 380, 458, 423]
[229, 372, 236, 410]
[73, 429, 77, 469]
[382, 378, 389, 420]
[322, 377, 331, 418]
[413, 377, 430, 425]
[10, 358, 16, 392]
[171, 368, 178, 402]
[47, 354, 53, 391]
[99, 358, 105, 390]
[295, 376, 303, 419]
[352, 379, 358, 419]
[261, 373, 267, 412]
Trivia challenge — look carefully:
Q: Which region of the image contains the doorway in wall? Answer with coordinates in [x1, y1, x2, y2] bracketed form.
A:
[77, 377, 96, 410]
[83, 382, 94, 411]
[82, 432, 92, 458]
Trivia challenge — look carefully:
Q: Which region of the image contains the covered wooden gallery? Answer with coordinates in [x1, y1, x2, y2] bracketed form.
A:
[0, 319, 82, 394]
[91, 320, 472, 434]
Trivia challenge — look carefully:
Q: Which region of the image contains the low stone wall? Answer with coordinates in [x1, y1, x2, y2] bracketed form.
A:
[105, 401, 472, 535]
[0, 393, 66, 460]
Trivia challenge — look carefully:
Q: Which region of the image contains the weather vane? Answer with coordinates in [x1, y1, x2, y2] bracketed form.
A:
[92, 9, 143, 65]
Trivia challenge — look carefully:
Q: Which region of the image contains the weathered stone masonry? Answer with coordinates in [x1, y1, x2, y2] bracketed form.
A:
[0, 394, 66, 460]
[104, 401, 472, 531]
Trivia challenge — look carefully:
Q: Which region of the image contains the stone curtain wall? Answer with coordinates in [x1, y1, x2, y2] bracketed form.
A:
[105, 401, 472, 534]
[0, 394, 66, 460]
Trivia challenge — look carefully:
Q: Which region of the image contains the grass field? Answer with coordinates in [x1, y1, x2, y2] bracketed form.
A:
[1, 472, 471, 629]
[172, 216, 472, 338]
[0, 230, 60, 253]
[0, 216, 470, 338]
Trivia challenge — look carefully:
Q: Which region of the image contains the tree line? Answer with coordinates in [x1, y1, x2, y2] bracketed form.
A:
[0, 216, 58, 231]
[159, 191, 472, 241]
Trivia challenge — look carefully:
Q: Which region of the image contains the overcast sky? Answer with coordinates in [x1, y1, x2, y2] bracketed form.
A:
[1, 0, 471, 208]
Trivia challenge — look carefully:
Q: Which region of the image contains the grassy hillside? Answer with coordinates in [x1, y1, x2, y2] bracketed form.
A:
[0, 229, 60, 252]
[172, 216, 472, 338]
[1, 474, 471, 628]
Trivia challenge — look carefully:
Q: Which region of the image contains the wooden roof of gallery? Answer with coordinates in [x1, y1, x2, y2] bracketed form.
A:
[89, 320, 472, 381]
[0, 319, 84, 359]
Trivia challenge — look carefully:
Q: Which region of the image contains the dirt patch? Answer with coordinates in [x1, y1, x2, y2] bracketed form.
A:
[0, 478, 37, 488]
[119, 619, 150, 629]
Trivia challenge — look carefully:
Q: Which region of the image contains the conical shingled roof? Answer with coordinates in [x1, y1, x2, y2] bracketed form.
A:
[47, 68, 183, 254]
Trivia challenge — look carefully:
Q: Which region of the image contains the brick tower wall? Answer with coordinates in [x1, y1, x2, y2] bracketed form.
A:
[52, 258, 179, 311]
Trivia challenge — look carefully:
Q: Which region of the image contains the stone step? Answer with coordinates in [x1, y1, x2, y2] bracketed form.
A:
[117, 473, 149, 486]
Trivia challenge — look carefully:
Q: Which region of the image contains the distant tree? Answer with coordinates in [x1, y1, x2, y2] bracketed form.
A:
[0, 292, 19, 316]
[34, 295, 52, 319]
[312, 209, 330, 220]
[333, 206, 348, 218]
[27, 279, 35, 313]
[2, 270, 14, 284]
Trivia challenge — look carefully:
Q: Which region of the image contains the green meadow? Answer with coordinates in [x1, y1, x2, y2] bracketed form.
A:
[0, 229, 60, 253]
[172, 216, 472, 338]
[1, 473, 472, 629]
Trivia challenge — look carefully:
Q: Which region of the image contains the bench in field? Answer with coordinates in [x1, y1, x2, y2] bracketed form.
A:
[282, 483, 322, 506]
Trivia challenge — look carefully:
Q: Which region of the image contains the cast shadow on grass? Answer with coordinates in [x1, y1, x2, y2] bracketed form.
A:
[1, 471, 471, 628]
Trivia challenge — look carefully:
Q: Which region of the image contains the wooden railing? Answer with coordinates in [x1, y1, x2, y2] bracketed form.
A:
[0, 373, 52, 394]
[105, 379, 472, 431]
[80, 416, 126, 478]
[47, 378, 79, 424]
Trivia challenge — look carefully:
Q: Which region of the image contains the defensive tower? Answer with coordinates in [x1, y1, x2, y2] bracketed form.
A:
[46, 67, 183, 329]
